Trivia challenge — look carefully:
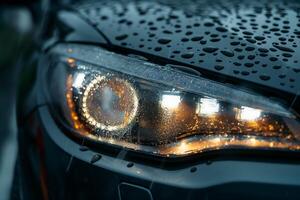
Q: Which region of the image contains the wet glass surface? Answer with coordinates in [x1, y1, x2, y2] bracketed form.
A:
[48, 44, 300, 157]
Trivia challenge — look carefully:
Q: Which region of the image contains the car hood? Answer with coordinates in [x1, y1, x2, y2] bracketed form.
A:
[60, 0, 300, 96]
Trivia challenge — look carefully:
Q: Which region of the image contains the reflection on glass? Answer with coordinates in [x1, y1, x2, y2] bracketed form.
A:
[196, 98, 220, 116]
[72, 73, 85, 88]
[160, 93, 181, 110]
[237, 106, 262, 121]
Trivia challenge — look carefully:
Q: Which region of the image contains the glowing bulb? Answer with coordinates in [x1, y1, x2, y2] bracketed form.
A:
[161, 94, 181, 109]
[66, 58, 76, 67]
[239, 106, 261, 121]
[196, 98, 220, 116]
[178, 141, 188, 152]
[249, 137, 257, 144]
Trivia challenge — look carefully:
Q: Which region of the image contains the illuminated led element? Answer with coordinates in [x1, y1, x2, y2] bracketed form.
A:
[66, 57, 76, 67]
[66, 75, 88, 134]
[161, 94, 181, 109]
[177, 141, 188, 152]
[81, 75, 138, 132]
[72, 73, 85, 88]
[238, 106, 262, 121]
[196, 98, 220, 116]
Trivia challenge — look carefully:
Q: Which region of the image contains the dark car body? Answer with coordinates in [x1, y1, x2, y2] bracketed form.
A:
[15, 0, 300, 199]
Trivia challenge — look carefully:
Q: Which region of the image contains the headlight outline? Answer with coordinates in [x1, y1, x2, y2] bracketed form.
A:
[44, 43, 300, 158]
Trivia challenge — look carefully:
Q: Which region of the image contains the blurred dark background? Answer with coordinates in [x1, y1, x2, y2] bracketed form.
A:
[0, 4, 35, 200]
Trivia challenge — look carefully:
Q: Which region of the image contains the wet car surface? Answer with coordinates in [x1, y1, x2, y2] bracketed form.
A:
[1, 0, 300, 200]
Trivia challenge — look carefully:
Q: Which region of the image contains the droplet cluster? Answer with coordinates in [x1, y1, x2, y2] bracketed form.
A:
[75, 0, 300, 93]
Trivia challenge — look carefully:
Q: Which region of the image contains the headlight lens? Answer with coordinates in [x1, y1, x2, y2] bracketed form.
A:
[47, 44, 300, 157]
[81, 75, 138, 133]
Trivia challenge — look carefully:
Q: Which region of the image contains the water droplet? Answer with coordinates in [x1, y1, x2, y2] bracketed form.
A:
[258, 48, 269, 53]
[90, 154, 102, 164]
[230, 41, 240, 46]
[259, 75, 271, 81]
[191, 36, 203, 41]
[204, 22, 214, 27]
[190, 167, 197, 173]
[216, 27, 228, 32]
[215, 65, 224, 70]
[272, 44, 294, 52]
[220, 50, 234, 57]
[246, 38, 256, 43]
[181, 52, 194, 59]
[115, 34, 128, 41]
[244, 63, 254, 68]
[79, 146, 89, 151]
[203, 47, 218, 53]
[127, 162, 134, 168]
[243, 31, 253, 35]
[158, 38, 171, 44]
[254, 36, 265, 41]
[154, 47, 162, 51]
[282, 53, 292, 57]
[245, 46, 255, 51]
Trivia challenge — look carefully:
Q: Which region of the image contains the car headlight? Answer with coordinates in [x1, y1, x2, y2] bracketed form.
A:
[46, 43, 300, 157]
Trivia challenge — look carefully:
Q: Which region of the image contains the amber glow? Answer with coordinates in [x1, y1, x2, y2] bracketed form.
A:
[66, 58, 76, 67]
[159, 135, 300, 155]
[66, 75, 89, 135]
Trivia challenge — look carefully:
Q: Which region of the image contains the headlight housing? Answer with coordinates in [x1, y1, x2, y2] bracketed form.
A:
[46, 44, 300, 157]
